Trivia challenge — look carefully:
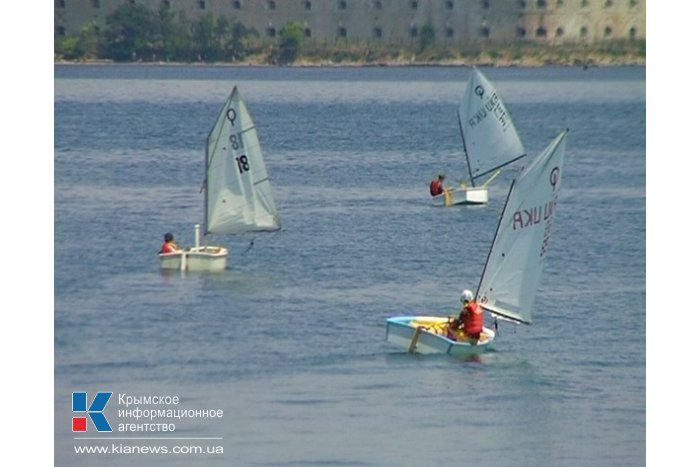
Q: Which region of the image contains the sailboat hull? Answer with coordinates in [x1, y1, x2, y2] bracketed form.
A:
[386, 316, 495, 359]
[159, 246, 228, 272]
[432, 186, 488, 207]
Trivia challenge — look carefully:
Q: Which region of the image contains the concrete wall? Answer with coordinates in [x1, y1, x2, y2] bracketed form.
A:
[54, 0, 645, 44]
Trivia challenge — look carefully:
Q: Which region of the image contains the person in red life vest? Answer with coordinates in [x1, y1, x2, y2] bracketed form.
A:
[447, 289, 484, 344]
[430, 174, 445, 197]
[161, 232, 181, 253]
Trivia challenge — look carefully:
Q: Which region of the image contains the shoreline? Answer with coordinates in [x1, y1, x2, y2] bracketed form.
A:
[54, 57, 646, 68]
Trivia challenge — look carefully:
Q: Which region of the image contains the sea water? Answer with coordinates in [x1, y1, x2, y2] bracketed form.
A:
[54, 64, 645, 466]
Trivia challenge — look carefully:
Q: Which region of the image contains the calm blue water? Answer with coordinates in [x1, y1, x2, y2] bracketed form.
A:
[55, 64, 645, 466]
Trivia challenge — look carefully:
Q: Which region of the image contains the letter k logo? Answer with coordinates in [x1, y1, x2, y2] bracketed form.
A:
[72, 392, 112, 432]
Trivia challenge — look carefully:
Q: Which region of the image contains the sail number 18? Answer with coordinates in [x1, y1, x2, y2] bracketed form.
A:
[235, 155, 250, 174]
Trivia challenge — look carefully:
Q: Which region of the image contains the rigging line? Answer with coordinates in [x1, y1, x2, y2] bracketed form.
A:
[243, 238, 255, 253]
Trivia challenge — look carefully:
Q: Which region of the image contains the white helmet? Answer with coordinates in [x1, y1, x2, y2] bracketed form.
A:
[460, 289, 474, 304]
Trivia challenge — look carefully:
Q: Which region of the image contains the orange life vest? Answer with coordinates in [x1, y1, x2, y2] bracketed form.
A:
[464, 301, 484, 337]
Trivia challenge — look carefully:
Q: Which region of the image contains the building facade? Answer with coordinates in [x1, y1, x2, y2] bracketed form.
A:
[54, 0, 645, 44]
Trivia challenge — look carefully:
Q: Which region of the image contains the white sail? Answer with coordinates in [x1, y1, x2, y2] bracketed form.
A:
[205, 87, 281, 235]
[476, 130, 568, 324]
[458, 67, 525, 185]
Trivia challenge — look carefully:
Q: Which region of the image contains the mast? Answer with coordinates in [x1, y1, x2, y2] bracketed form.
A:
[457, 110, 477, 187]
[476, 179, 514, 298]
[202, 138, 209, 236]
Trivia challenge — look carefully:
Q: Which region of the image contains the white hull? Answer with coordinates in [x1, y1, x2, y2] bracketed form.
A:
[432, 186, 488, 207]
[159, 246, 228, 272]
[386, 316, 495, 359]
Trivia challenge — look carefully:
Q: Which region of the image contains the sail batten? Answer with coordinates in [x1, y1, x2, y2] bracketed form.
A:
[476, 130, 568, 325]
[458, 67, 526, 183]
[205, 86, 281, 236]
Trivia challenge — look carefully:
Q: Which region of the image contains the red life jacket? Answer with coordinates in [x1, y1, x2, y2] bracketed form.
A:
[465, 302, 484, 337]
[161, 242, 179, 253]
[430, 179, 443, 196]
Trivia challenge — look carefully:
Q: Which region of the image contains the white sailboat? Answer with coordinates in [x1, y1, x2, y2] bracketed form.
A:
[433, 67, 526, 207]
[159, 86, 282, 272]
[389, 129, 568, 358]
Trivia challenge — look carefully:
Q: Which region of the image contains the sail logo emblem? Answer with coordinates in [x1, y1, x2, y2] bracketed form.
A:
[474, 85, 485, 99]
[549, 167, 560, 191]
[72, 392, 113, 432]
[226, 108, 237, 126]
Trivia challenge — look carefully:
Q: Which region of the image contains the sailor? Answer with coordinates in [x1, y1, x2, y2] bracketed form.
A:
[161, 232, 181, 253]
[430, 174, 445, 196]
[448, 289, 484, 343]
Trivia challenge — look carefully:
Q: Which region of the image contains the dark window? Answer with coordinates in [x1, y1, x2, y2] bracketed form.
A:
[445, 1, 454, 10]
[579, 26, 588, 37]
[267, 27, 276, 37]
[410, 26, 418, 38]
[556, 0, 564, 5]
[338, 27, 347, 38]
[197, 0, 205, 10]
[537, 0, 547, 8]
[374, 27, 383, 38]
[445, 27, 454, 38]
[480, 27, 490, 38]
[604, 26, 612, 36]
[581, 0, 589, 6]
[268, 1, 276, 9]
[482, 1, 490, 8]
[233, 1, 241, 9]
[304, 1, 311, 10]
[305, 28, 312, 37]
[536, 26, 546, 37]
[374, 1, 382, 9]
[518, 0, 526, 8]
[410, 1, 418, 9]
[339, 1, 347, 9]
[629, 27, 636, 39]
[630, 0, 637, 6]
[56, 0, 65, 7]
[56, 25, 66, 36]
[161, 1, 171, 9]
[516, 27, 526, 38]
[605, 0, 612, 6]
[92, 0, 100, 8]
[555, 27, 564, 37]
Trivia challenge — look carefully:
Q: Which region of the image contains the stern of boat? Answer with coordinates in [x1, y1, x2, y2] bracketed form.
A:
[432, 187, 488, 206]
[159, 246, 228, 272]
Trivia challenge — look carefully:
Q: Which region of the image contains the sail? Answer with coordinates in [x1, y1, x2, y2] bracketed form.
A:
[476, 130, 568, 324]
[458, 67, 525, 185]
[204, 87, 281, 235]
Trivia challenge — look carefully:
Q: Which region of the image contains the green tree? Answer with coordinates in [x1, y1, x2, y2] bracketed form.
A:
[277, 22, 304, 64]
[156, 8, 190, 61]
[227, 22, 257, 61]
[75, 25, 100, 59]
[419, 24, 435, 52]
[103, 3, 158, 61]
[191, 13, 218, 61]
[54, 35, 81, 60]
